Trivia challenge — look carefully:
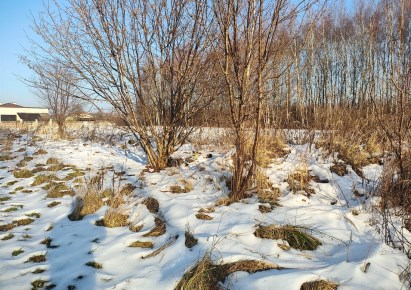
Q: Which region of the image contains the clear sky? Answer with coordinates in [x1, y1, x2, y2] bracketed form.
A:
[0, 0, 44, 107]
[0, 0, 355, 108]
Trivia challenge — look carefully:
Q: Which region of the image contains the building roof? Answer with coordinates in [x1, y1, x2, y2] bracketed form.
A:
[0, 103, 25, 108]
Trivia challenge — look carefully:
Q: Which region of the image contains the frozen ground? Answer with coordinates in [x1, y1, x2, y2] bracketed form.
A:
[0, 128, 410, 289]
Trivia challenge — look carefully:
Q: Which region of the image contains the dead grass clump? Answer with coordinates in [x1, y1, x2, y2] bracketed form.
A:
[96, 208, 128, 228]
[170, 179, 194, 193]
[143, 217, 166, 237]
[120, 183, 136, 196]
[129, 223, 144, 232]
[215, 197, 231, 207]
[46, 157, 59, 164]
[34, 149, 48, 155]
[258, 204, 272, 213]
[0, 196, 11, 202]
[256, 134, 290, 167]
[47, 163, 66, 172]
[32, 268, 46, 274]
[0, 223, 15, 232]
[185, 231, 198, 248]
[196, 213, 213, 220]
[129, 240, 154, 248]
[64, 170, 85, 181]
[6, 180, 18, 186]
[85, 261, 102, 269]
[12, 248, 24, 256]
[175, 254, 282, 290]
[32, 166, 46, 174]
[0, 155, 14, 161]
[46, 182, 73, 198]
[1, 233, 14, 240]
[31, 279, 49, 289]
[14, 218, 35, 226]
[32, 174, 59, 186]
[26, 212, 41, 218]
[287, 169, 315, 196]
[26, 254, 47, 263]
[256, 172, 281, 206]
[330, 163, 348, 176]
[175, 254, 222, 290]
[69, 187, 104, 221]
[142, 197, 159, 213]
[47, 201, 61, 208]
[13, 169, 34, 178]
[255, 225, 322, 251]
[300, 279, 338, 290]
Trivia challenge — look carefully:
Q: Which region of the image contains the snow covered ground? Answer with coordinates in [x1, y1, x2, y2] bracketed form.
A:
[0, 127, 410, 289]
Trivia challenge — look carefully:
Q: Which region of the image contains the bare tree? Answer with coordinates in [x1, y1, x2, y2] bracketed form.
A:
[19, 56, 83, 138]
[30, 0, 212, 169]
[213, 0, 318, 200]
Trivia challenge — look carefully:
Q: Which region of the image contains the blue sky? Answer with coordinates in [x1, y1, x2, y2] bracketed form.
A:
[0, 0, 44, 107]
[0, 0, 355, 108]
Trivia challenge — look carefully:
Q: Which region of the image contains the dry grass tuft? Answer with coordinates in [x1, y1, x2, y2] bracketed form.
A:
[34, 149, 48, 155]
[69, 186, 104, 221]
[300, 279, 338, 290]
[330, 163, 348, 176]
[255, 225, 322, 251]
[26, 254, 47, 263]
[47, 201, 61, 208]
[31, 279, 49, 289]
[64, 170, 85, 181]
[175, 253, 282, 290]
[14, 218, 35, 226]
[170, 179, 194, 193]
[129, 223, 144, 232]
[85, 261, 102, 269]
[185, 230, 198, 248]
[46, 157, 60, 165]
[1, 233, 14, 240]
[287, 168, 315, 196]
[215, 197, 231, 207]
[0, 196, 11, 202]
[13, 169, 34, 178]
[12, 248, 24, 256]
[46, 182, 73, 198]
[143, 217, 166, 237]
[96, 208, 128, 228]
[142, 197, 160, 213]
[120, 183, 137, 196]
[129, 240, 154, 248]
[256, 134, 290, 168]
[196, 213, 213, 220]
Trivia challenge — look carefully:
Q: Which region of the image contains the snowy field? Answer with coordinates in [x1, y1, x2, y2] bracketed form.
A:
[0, 126, 410, 290]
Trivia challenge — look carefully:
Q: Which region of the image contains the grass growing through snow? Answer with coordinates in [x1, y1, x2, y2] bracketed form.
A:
[85, 261, 102, 269]
[13, 169, 34, 178]
[255, 225, 322, 251]
[300, 279, 338, 290]
[129, 241, 154, 248]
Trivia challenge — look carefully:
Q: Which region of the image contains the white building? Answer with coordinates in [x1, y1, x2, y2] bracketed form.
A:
[0, 103, 49, 122]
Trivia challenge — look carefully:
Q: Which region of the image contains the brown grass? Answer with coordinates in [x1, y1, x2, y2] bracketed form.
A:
[96, 208, 128, 228]
[13, 169, 34, 178]
[85, 261, 102, 269]
[46, 182, 74, 198]
[175, 253, 282, 290]
[255, 225, 322, 251]
[143, 217, 166, 237]
[196, 213, 213, 220]
[330, 163, 348, 176]
[129, 241, 154, 248]
[185, 230, 198, 248]
[142, 197, 159, 213]
[26, 254, 47, 263]
[300, 279, 338, 290]
[287, 168, 315, 196]
[1, 233, 14, 240]
[170, 179, 194, 193]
